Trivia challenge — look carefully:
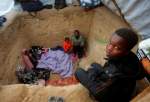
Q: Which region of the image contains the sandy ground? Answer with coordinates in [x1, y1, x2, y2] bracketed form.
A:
[0, 6, 149, 102]
[0, 6, 94, 84]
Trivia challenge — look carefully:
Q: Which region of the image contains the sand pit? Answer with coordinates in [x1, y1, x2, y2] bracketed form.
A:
[0, 6, 148, 102]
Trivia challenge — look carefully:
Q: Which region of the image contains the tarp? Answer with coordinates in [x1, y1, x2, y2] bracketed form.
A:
[102, 0, 150, 39]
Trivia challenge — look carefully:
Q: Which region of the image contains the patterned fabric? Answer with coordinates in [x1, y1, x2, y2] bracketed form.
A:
[34, 68, 50, 80]
[16, 68, 50, 84]
[16, 69, 37, 84]
[137, 49, 150, 61]
[47, 75, 79, 86]
[28, 46, 43, 67]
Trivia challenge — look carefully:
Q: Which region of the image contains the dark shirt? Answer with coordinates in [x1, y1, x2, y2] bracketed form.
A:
[98, 51, 146, 102]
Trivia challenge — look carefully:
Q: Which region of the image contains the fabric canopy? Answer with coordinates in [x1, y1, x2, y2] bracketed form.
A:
[102, 0, 150, 39]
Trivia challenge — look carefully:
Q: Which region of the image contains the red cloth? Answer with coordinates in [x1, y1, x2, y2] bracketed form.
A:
[63, 40, 72, 52]
[46, 75, 79, 86]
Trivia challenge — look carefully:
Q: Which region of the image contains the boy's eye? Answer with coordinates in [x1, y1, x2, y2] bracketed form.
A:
[114, 46, 121, 50]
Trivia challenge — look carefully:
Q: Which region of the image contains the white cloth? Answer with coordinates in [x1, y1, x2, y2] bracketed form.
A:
[0, 0, 14, 16]
[139, 38, 150, 49]
[80, 0, 92, 4]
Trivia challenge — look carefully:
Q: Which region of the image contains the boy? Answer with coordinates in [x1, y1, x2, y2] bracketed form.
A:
[71, 30, 85, 58]
[75, 28, 146, 102]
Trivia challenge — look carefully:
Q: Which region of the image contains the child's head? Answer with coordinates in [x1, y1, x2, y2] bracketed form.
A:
[74, 30, 80, 38]
[106, 28, 138, 58]
[64, 37, 70, 42]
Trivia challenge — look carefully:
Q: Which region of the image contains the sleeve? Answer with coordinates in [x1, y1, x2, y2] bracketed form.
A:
[136, 61, 147, 80]
[80, 36, 85, 46]
[71, 34, 75, 43]
[87, 62, 112, 82]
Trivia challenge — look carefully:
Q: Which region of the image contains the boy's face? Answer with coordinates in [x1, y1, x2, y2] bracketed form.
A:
[106, 34, 129, 59]
[74, 31, 80, 37]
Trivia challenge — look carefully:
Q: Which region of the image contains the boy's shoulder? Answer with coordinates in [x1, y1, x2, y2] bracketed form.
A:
[125, 51, 139, 61]
[107, 51, 138, 62]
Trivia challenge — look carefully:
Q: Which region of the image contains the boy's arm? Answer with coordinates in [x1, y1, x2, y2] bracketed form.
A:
[80, 36, 85, 46]
[88, 64, 112, 82]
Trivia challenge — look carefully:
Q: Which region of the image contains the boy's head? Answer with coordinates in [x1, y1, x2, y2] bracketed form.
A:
[106, 28, 138, 58]
[74, 30, 80, 38]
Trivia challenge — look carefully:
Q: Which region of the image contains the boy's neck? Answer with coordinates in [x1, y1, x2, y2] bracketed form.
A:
[105, 51, 131, 61]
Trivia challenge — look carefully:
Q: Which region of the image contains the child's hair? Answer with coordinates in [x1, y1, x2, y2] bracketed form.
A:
[114, 28, 138, 50]
[74, 30, 80, 34]
[64, 37, 70, 41]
